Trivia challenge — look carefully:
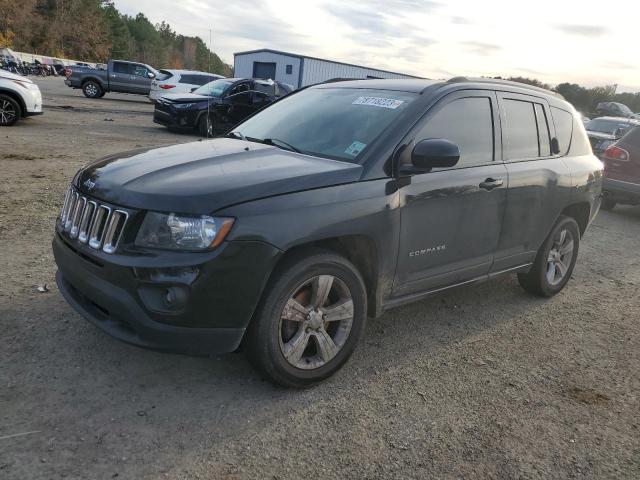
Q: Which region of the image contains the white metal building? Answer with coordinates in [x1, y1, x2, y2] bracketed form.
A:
[233, 49, 421, 88]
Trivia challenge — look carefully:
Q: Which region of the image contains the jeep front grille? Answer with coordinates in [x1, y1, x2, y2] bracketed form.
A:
[59, 187, 128, 254]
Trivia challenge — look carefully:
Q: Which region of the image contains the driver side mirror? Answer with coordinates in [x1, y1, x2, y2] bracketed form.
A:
[402, 139, 460, 174]
[190, 87, 198, 92]
[147, 72, 155, 79]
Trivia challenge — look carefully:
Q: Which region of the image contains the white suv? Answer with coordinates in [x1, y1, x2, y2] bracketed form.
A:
[149, 69, 224, 102]
[0, 70, 43, 126]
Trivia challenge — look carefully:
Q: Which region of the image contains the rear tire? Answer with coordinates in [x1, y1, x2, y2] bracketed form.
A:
[0, 94, 21, 126]
[244, 250, 367, 388]
[518, 215, 580, 297]
[198, 114, 214, 137]
[82, 81, 103, 99]
[601, 197, 616, 211]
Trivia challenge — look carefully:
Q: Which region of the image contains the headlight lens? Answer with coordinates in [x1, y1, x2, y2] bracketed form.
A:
[135, 212, 234, 250]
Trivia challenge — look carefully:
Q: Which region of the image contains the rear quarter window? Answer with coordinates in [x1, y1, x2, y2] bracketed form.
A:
[551, 106, 573, 155]
[156, 70, 173, 81]
[569, 113, 592, 156]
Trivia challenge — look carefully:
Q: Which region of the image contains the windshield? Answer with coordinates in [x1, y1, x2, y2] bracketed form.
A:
[586, 118, 634, 135]
[194, 79, 233, 97]
[233, 87, 417, 161]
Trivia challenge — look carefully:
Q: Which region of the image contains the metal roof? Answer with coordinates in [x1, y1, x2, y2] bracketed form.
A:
[233, 48, 424, 79]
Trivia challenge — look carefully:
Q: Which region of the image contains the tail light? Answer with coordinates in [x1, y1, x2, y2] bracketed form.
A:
[160, 84, 176, 90]
[603, 145, 629, 162]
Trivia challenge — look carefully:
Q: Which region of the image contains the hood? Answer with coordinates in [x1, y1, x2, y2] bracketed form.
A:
[0, 70, 35, 83]
[75, 138, 363, 214]
[160, 93, 214, 103]
[586, 130, 616, 141]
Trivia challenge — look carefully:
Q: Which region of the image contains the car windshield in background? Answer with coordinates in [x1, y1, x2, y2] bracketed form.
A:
[586, 119, 633, 135]
[233, 88, 417, 161]
[194, 79, 233, 97]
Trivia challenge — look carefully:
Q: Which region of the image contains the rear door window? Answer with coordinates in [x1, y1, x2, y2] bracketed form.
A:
[113, 62, 130, 74]
[502, 99, 539, 160]
[414, 96, 494, 168]
[534, 104, 551, 156]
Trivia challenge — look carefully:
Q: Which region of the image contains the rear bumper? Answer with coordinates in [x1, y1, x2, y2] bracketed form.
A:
[53, 233, 281, 355]
[603, 177, 640, 203]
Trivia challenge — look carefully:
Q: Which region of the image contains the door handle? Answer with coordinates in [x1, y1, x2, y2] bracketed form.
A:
[479, 178, 503, 190]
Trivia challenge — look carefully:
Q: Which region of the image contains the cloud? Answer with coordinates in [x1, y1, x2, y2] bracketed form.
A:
[556, 24, 607, 37]
[462, 41, 501, 55]
[600, 61, 634, 70]
[451, 16, 471, 25]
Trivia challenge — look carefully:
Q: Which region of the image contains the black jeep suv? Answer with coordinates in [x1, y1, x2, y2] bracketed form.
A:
[53, 78, 602, 387]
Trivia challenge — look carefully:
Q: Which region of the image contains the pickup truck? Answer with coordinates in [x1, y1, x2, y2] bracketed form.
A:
[64, 59, 159, 98]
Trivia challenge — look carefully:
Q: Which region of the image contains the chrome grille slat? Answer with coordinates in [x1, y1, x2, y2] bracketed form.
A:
[59, 187, 128, 254]
[69, 197, 86, 239]
[78, 201, 96, 243]
[64, 192, 79, 231]
[60, 188, 72, 224]
[102, 210, 128, 254]
[89, 206, 111, 249]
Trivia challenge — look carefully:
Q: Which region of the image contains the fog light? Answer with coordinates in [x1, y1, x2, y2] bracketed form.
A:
[138, 284, 189, 314]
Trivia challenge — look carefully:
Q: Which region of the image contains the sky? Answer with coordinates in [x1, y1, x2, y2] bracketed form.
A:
[115, 0, 640, 92]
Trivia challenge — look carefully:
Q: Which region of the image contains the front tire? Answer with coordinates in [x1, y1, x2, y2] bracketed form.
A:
[518, 215, 580, 297]
[0, 94, 21, 126]
[245, 250, 367, 388]
[82, 81, 103, 98]
[198, 114, 214, 137]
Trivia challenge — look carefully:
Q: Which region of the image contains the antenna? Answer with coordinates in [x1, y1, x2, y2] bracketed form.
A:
[206, 28, 212, 138]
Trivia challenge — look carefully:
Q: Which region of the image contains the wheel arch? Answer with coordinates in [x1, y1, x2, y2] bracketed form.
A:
[0, 89, 26, 118]
[81, 77, 105, 89]
[268, 235, 381, 318]
[560, 202, 591, 236]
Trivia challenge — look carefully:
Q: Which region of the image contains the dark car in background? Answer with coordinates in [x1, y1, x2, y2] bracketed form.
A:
[585, 116, 640, 157]
[153, 77, 293, 137]
[601, 126, 640, 210]
[595, 102, 635, 119]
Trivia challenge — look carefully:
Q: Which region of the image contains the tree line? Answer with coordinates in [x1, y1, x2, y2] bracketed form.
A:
[0, 1, 637, 112]
[0, 0, 232, 76]
[496, 76, 640, 115]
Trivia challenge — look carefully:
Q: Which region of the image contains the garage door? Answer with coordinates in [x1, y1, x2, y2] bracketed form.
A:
[253, 62, 276, 80]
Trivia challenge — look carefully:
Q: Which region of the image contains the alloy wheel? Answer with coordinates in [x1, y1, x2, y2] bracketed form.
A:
[278, 275, 354, 370]
[0, 99, 16, 125]
[546, 228, 574, 286]
[85, 84, 98, 97]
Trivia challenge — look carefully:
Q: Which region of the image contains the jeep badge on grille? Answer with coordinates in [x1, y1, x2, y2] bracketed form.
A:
[83, 178, 96, 190]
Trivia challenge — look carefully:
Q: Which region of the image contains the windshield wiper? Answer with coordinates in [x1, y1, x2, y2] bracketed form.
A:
[262, 138, 301, 153]
[227, 130, 246, 141]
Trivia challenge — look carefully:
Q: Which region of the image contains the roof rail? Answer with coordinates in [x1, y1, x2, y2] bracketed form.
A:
[447, 76, 563, 98]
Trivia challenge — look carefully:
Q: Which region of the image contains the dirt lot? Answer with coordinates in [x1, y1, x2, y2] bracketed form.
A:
[1, 76, 639, 480]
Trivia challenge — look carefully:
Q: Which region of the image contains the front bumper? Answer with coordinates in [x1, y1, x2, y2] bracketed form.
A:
[153, 105, 198, 130]
[53, 233, 281, 355]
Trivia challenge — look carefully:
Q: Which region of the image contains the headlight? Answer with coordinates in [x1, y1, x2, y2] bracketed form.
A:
[174, 103, 194, 109]
[135, 212, 234, 250]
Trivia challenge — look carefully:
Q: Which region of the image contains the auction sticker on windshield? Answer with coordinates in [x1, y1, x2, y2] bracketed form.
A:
[352, 97, 404, 109]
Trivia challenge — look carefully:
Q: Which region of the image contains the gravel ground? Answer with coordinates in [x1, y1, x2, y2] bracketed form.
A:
[1, 77, 639, 480]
